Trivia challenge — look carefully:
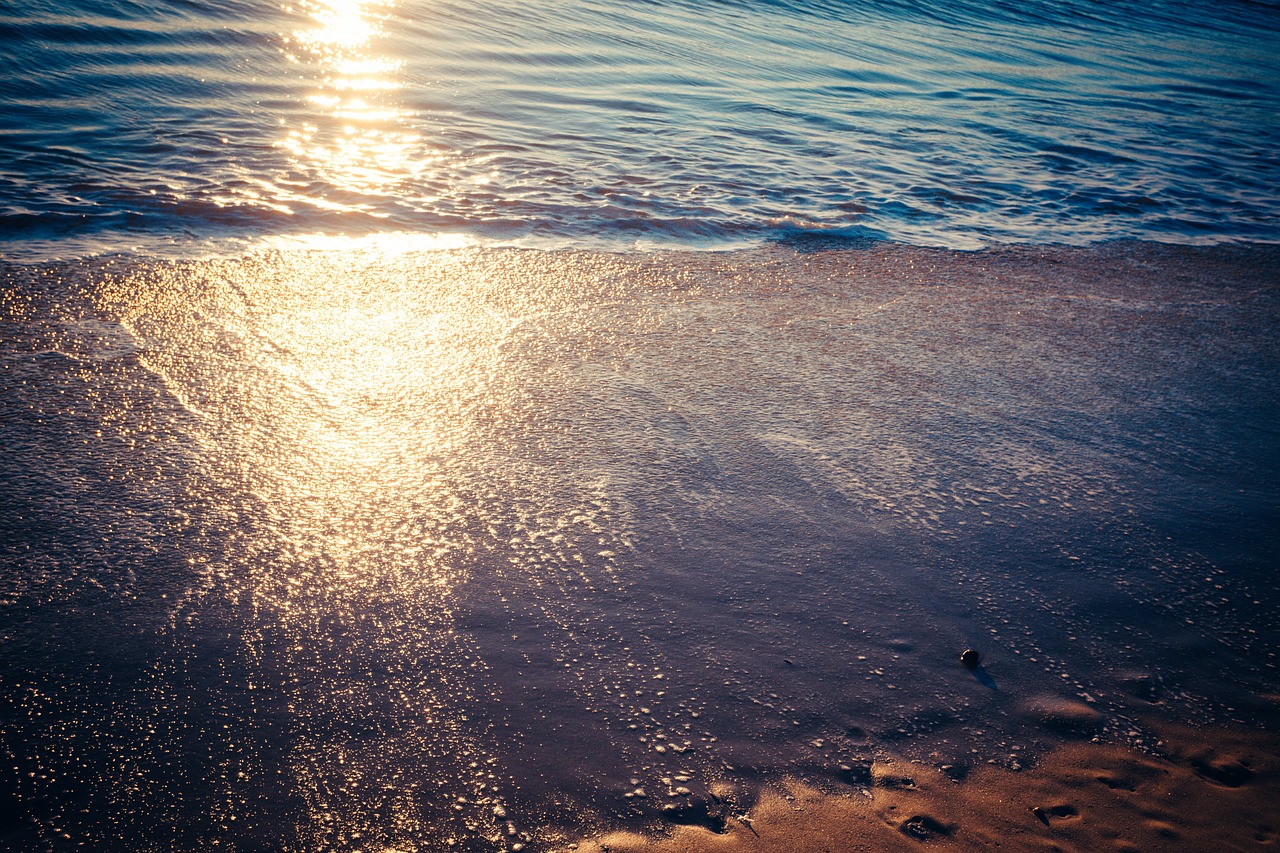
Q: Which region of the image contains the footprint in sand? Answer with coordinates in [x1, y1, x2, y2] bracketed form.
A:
[1031, 804, 1079, 825]
[899, 814, 954, 840]
[1191, 756, 1255, 788]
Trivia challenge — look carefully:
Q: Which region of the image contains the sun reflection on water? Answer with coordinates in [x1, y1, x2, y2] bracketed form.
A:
[280, 0, 430, 199]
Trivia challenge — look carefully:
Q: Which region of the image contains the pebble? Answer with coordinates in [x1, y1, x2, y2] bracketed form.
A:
[961, 649, 981, 668]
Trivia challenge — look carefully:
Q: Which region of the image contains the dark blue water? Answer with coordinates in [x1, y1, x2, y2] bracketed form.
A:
[1, 0, 1278, 257]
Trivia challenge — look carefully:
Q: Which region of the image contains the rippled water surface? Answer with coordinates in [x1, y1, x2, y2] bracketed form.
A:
[1, 0, 1278, 254]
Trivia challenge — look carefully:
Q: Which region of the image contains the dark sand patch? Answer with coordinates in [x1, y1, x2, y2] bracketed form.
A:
[570, 720, 1279, 852]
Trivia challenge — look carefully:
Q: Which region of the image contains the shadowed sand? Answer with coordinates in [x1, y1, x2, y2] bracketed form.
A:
[573, 719, 1279, 852]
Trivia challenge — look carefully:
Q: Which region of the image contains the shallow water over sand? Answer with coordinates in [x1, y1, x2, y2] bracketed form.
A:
[1, 242, 1278, 850]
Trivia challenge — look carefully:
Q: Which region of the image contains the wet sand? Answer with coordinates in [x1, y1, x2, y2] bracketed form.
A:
[575, 718, 1280, 852]
[2, 241, 1278, 851]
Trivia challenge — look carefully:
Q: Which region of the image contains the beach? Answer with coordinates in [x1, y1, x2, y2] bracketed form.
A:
[577, 719, 1280, 851]
[2, 241, 1277, 850]
[4, 0, 1280, 846]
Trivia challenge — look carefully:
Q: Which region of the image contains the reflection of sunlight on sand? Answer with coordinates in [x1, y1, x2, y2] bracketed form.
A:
[118, 245, 719, 850]
[120, 246, 522, 847]
[126, 246, 714, 847]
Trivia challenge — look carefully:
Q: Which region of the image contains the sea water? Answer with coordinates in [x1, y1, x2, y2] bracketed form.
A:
[2, 2, 1279, 852]
[1, 0, 1278, 255]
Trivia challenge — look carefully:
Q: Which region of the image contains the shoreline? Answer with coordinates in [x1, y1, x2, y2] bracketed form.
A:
[3, 232, 1280, 267]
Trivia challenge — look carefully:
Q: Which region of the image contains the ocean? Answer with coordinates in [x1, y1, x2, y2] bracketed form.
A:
[2, 0, 1278, 254]
[2, 1, 1279, 851]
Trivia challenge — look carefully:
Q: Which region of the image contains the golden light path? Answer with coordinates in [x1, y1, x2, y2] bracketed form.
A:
[114, 247, 689, 851]
[278, 0, 432, 211]
[126, 250, 515, 848]
[110, 7, 688, 844]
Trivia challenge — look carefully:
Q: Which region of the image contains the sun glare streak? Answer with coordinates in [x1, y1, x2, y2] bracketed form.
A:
[279, 0, 428, 199]
[296, 0, 376, 49]
[116, 249, 525, 846]
[258, 232, 477, 253]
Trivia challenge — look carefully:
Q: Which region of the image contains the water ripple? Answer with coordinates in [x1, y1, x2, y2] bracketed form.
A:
[1, 0, 1277, 257]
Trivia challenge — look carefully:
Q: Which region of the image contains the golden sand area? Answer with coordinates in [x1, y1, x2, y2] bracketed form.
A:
[574, 717, 1279, 852]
